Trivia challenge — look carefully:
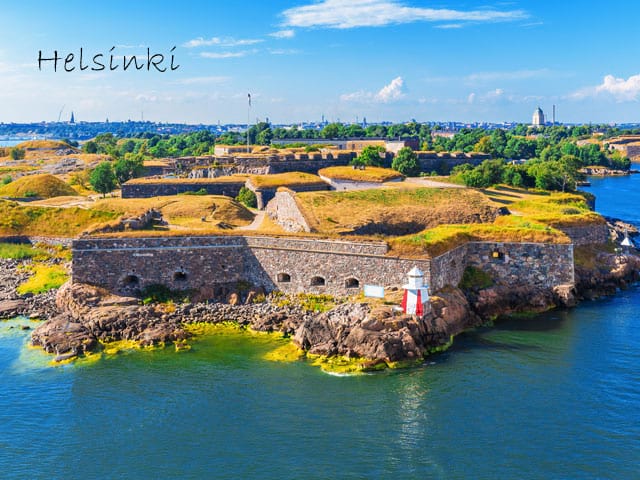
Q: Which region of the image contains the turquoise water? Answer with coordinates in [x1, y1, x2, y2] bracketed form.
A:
[1, 176, 640, 479]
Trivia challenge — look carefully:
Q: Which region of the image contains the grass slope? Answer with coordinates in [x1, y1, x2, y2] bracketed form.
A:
[0, 200, 118, 236]
[0, 174, 78, 198]
[297, 187, 499, 236]
[318, 166, 403, 183]
[248, 172, 326, 189]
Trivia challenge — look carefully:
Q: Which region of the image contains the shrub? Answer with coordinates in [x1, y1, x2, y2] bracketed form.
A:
[458, 266, 493, 291]
[236, 186, 257, 208]
[391, 147, 420, 176]
[9, 147, 25, 160]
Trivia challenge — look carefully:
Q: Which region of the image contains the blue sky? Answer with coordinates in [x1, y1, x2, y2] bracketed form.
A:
[1, 0, 639, 124]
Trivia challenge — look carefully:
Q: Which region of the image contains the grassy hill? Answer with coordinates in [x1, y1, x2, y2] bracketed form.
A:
[0, 174, 78, 198]
[248, 172, 326, 189]
[0, 200, 117, 236]
[318, 166, 403, 183]
[296, 187, 500, 236]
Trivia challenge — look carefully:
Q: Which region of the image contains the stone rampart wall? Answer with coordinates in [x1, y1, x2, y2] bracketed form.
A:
[121, 181, 246, 199]
[72, 235, 408, 296]
[265, 191, 312, 232]
[72, 235, 575, 298]
[465, 242, 574, 288]
[428, 245, 468, 290]
[559, 223, 609, 246]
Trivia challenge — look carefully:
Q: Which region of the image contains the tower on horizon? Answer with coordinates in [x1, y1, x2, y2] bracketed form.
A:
[69, 111, 75, 124]
[532, 107, 545, 127]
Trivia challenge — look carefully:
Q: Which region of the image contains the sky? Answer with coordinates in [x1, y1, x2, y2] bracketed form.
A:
[1, 0, 640, 125]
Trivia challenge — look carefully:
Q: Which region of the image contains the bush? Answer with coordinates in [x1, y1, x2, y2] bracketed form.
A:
[236, 186, 257, 208]
[459, 266, 493, 291]
[391, 147, 420, 176]
[1, 175, 12, 185]
[9, 148, 25, 160]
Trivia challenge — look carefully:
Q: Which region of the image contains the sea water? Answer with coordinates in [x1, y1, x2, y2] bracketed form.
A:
[0, 176, 639, 479]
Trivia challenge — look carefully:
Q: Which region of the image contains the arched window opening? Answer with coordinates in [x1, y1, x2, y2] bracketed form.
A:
[122, 274, 140, 287]
[277, 273, 291, 283]
[310, 276, 326, 286]
[345, 278, 360, 289]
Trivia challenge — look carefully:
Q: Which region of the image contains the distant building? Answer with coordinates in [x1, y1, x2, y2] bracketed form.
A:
[69, 111, 75, 124]
[532, 107, 545, 127]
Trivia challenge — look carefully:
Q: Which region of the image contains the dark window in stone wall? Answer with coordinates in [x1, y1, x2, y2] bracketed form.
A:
[277, 273, 291, 283]
[344, 278, 359, 288]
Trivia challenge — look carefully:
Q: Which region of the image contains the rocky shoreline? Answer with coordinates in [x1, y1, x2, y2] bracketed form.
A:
[1, 220, 640, 370]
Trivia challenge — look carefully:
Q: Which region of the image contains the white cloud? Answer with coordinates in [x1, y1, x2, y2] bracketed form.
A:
[572, 73, 640, 101]
[173, 76, 231, 85]
[466, 69, 550, 83]
[341, 76, 406, 103]
[269, 29, 295, 38]
[375, 76, 405, 102]
[467, 93, 476, 104]
[268, 48, 300, 55]
[282, 0, 527, 29]
[435, 24, 463, 29]
[183, 37, 262, 48]
[596, 74, 640, 100]
[200, 50, 256, 59]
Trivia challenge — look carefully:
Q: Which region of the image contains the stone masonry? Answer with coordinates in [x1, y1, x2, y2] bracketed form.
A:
[72, 234, 574, 298]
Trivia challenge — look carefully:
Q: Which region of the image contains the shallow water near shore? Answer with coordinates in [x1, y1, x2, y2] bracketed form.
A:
[0, 175, 639, 479]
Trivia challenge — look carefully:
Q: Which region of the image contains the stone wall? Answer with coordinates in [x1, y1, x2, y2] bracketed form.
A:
[465, 242, 574, 288]
[265, 190, 312, 232]
[559, 223, 609, 246]
[121, 181, 246, 199]
[72, 235, 427, 296]
[72, 236, 575, 298]
[250, 182, 330, 210]
[428, 245, 468, 291]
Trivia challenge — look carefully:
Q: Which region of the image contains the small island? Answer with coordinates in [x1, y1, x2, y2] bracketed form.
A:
[0, 126, 638, 373]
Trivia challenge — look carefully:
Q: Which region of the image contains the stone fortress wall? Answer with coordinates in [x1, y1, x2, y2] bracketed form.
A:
[121, 180, 246, 199]
[72, 234, 575, 297]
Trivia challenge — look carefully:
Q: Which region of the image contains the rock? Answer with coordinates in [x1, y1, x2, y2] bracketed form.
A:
[245, 287, 265, 305]
[553, 284, 577, 308]
[227, 292, 240, 306]
[0, 299, 26, 319]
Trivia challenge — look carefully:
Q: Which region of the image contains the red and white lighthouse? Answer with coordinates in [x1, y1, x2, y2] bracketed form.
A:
[401, 267, 429, 316]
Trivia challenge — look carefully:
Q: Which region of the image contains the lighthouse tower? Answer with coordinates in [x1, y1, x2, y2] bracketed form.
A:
[401, 267, 430, 316]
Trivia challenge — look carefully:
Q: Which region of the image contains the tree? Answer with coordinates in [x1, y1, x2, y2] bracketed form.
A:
[256, 127, 273, 145]
[9, 147, 25, 160]
[83, 140, 98, 154]
[391, 147, 420, 176]
[89, 161, 116, 197]
[114, 156, 144, 186]
[352, 145, 386, 167]
[236, 186, 257, 208]
[321, 123, 345, 139]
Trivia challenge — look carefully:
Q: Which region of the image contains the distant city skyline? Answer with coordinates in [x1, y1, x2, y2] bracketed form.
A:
[1, 1, 640, 125]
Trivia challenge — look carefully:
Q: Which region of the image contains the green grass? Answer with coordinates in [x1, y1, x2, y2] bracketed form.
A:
[248, 172, 326, 189]
[318, 166, 403, 183]
[0, 243, 49, 260]
[459, 266, 494, 290]
[17, 264, 68, 294]
[0, 200, 118, 237]
[0, 174, 78, 198]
